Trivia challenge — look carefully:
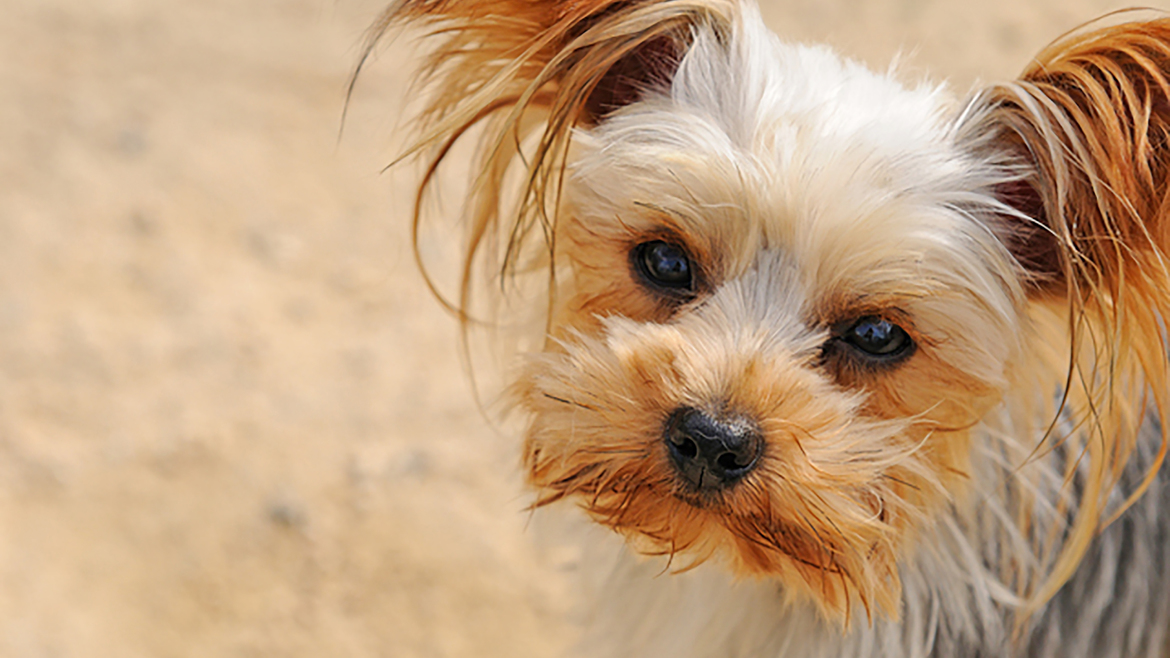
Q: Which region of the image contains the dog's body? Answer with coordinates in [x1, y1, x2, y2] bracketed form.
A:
[375, 1, 1170, 655]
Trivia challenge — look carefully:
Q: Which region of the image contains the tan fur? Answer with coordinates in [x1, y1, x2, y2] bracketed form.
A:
[375, 0, 1170, 641]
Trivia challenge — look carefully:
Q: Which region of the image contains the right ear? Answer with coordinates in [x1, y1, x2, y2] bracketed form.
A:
[365, 0, 733, 317]
[957, 16, 1170, 625]
[970, 19, 1170, 300]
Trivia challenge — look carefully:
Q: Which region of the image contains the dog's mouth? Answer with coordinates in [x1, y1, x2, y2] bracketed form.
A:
[525, 432, 901, 619]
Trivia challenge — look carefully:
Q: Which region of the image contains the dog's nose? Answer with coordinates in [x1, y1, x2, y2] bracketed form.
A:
[664, 407, 763, 491]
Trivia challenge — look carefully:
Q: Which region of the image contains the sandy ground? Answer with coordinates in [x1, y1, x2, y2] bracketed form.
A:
[0, 0, 1152, 656]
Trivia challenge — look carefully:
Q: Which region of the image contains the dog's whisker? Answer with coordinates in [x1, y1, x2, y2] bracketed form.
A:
[541, 392, 598, 411]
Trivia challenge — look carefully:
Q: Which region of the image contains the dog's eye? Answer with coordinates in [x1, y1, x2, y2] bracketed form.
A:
[840, 316, 912, 359]
[633, 241, 693, 292]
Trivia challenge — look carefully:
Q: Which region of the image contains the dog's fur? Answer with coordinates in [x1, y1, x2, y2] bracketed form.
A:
[372, 1, 1170, 655]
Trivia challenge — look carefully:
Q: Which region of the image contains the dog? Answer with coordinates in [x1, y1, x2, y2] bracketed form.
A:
[370, 1, 1170, 655]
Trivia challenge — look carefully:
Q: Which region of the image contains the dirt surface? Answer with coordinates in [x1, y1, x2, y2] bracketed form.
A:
[0, 0, 1148, 656]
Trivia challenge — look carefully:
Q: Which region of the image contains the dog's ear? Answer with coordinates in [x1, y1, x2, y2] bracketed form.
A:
[974, 18, 1170, 299]
[963, 17, 1170, 621]
[368, 0, 732, 317]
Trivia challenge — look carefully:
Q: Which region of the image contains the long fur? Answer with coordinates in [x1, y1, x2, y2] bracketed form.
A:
[374, 1, 1170, 654]
[962, 18, 1170, 620]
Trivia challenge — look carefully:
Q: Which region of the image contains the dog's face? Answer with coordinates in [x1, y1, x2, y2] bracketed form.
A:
[516, 22, 1023, 616]
[380, 0, 1170, 625]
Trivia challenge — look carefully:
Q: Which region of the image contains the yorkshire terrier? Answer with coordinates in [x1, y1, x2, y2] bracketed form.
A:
[371, 1, 1170, 655]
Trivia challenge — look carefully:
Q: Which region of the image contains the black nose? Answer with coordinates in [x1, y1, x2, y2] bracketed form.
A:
[664, 407, 763, 491]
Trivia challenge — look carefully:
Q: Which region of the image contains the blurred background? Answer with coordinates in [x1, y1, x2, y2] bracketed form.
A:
[0, 0, 1142, 656]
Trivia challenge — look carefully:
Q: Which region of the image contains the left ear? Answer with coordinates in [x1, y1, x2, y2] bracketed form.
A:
[958, 16, 1170, 620]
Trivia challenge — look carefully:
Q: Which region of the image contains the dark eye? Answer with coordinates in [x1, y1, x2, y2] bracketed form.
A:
[840, 316, 913, 359]
[633, 241, 693, 292]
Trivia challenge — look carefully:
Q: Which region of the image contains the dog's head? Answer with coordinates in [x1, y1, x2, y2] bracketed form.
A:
[374, 0, 1170, 622]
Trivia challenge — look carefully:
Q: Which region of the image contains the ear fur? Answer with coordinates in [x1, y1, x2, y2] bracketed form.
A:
[966, 17, 1170, 620]
[365, 0, 733, 317]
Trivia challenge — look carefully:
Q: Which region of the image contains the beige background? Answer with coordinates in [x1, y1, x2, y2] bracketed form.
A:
[0, 0, 1153, 656]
